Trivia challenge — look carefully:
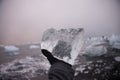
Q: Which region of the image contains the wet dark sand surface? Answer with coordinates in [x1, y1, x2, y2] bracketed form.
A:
[0, 44, 41, 64]
[0, 44, 49, 80]
[0, 44, 120, 80]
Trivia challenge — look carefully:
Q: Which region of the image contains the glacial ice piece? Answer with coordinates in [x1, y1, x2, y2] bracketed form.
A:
[41, 28, 84, 65]
[109, 35, 120, 49]
[29, 45, 40, 49]
[4, 45, 19, 55]
[83, 37, 108, 57]
[114, 56, 120, 62]
[85, 45, 107, 57]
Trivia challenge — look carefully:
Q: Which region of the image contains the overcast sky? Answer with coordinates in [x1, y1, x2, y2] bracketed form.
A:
[0, 0, 120, 44]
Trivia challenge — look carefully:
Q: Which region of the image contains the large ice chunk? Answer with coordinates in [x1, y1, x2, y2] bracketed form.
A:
[83, 37, 109, 57]
[41, 28, 84, 65]
[109, 35, 120, 49]
[4, 45, 19, 55]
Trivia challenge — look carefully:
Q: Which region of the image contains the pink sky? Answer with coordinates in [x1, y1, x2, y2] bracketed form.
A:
[0, 0, 120, 45]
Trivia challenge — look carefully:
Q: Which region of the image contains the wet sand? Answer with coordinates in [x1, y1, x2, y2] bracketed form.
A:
[0, 44, 41, 64]
[0, 43, 120, 80]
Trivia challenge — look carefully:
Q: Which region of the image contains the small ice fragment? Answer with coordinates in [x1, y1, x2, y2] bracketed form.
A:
[29, 45, 40, 49]
[4, 45, 19, 52]
[76, 66, 85, 73]
[114, 56, 120, 62]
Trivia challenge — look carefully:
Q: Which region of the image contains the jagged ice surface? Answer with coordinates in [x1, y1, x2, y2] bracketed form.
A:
[41, 28, 84, 65]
